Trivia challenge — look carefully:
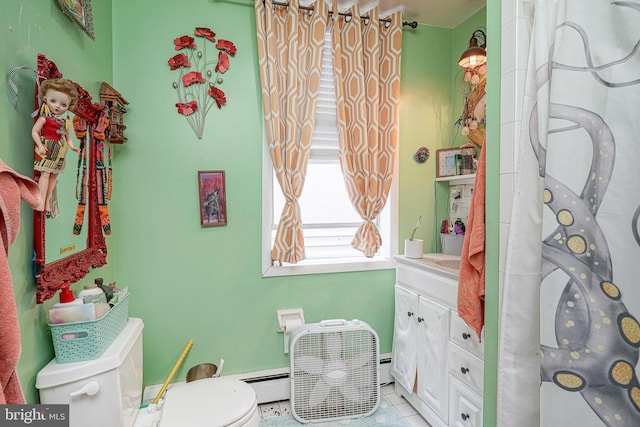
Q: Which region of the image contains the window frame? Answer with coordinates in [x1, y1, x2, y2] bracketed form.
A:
[260, 26, 398, 277]
[261, 131, 398, 278]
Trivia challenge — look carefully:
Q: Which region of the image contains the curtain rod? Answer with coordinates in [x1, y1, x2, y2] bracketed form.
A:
[265, 1, 418, 28]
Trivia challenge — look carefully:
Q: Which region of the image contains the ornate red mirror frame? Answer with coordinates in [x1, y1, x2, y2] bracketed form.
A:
[34, 54, 107, 303]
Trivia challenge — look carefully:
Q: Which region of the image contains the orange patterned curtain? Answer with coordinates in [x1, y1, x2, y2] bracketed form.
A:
[331, 2, 403, 257]
[255, 0, 328, 264]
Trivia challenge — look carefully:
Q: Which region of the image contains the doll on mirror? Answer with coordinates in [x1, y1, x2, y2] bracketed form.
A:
[32, 78, 81, 217]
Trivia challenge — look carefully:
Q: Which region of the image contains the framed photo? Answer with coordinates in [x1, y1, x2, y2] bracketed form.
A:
[436, 148, 461, 178]
[56, 0, 95, 41]
[198, 170, 227, 227]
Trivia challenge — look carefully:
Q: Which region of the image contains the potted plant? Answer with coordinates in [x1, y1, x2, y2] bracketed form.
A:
[405, 216, 424, 259]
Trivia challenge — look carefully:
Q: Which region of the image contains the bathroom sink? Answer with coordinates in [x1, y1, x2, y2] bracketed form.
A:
[435, 259, 461, 270]
[404, 254, 462, 276]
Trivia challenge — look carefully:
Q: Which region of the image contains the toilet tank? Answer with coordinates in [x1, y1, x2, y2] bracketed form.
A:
[36, 318, 144, 427]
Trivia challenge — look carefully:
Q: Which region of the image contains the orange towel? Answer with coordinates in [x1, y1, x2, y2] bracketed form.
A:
[0, 157, 40, 404]
[457, 145, 486, 340]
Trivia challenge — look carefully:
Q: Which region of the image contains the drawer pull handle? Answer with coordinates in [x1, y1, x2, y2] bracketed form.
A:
[417, 317, 424, 323]
[407, 311, 414, 317]
[461, 413, 470, 421]
[460, 366, 469, 374]
[462, 332, 471, 340]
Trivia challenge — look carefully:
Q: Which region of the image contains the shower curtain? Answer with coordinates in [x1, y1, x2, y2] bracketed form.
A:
[498, 1, 640, 426]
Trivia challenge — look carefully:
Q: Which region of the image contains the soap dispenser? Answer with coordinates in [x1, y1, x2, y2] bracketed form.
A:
[53, 282, 84, 308]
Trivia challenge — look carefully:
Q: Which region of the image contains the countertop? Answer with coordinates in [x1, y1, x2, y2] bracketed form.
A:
[395, 253, 461, 280]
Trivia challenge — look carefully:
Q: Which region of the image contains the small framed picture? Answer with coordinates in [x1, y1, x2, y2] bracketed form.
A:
[198, 170, 227, 227]
[436, 148, 461, 178]
[56, 0, 95, 41]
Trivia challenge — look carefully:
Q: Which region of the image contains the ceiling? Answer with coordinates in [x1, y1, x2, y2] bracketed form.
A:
[342, 0, 486, 29]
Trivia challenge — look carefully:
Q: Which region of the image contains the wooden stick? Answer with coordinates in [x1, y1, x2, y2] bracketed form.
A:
[152, 339, 194, 405]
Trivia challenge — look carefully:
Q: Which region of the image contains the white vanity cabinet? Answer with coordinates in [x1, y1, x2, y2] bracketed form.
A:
[391, 256, 484, 427]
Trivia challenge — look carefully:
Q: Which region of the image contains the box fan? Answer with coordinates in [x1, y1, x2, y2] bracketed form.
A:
[289, 319, 380, 423]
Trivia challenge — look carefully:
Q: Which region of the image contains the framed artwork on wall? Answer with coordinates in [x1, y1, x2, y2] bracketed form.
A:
[198, 170, 227, 227]
[436, 148, 461, 177]
[56, 0, 95, 40]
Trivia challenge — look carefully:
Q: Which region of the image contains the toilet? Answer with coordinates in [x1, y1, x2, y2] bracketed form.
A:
[157, 377, 260, 427]
[36, 318, 260, 427]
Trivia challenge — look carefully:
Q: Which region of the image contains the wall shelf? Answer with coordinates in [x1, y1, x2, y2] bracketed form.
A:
[435, 174, 476, 185]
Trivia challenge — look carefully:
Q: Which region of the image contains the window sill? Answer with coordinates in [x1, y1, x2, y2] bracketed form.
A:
[261, 257, 396, 278]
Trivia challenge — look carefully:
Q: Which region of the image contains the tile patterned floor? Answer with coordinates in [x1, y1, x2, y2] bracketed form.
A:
[258, 383, 432, 427]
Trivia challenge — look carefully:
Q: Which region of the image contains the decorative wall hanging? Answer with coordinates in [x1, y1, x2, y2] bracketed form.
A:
[198, 170, 227, 227]
[55, 0, 95, 41]
[413, 146, 430, 164]
[99, 82, 129, 144]
[72, 108, 112, 236]
[168, 27, 237, 139]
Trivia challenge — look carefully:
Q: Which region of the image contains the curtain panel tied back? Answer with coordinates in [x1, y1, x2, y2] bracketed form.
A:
[332, 1, 403, 257]
[255, 0, 329, 264]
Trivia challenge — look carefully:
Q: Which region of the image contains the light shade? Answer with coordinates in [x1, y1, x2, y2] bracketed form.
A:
[458, 29, 487, 69]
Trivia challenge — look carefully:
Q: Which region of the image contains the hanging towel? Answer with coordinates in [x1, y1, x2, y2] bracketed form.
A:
[457, 144, 486, 340]
[0, 157, 40, 404]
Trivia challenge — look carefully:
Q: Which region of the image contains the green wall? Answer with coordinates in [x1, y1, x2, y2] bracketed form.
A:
[399, 25, 454, 252]
[484, 0, 501, 424]
[1, 0, 115, 404]
[111, 0, 458, 386]
[2, 0, 494, 409]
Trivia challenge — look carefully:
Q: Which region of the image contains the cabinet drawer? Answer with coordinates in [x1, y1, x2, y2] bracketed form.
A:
[450, 313, 484, 358]
[449, 344, 483, 394]
[397, 265, 458, 309]
[449, 376, 482, 427]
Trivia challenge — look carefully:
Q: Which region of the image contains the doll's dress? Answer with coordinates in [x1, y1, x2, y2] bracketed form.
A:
[33, 113, 70, 174]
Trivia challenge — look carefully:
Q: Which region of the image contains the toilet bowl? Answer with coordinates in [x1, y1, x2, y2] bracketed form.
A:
[158, 377, 260, 427]
[36, 318, 259, 427]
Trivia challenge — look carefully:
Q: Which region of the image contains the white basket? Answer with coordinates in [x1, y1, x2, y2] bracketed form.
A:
[49, 294, 129, 364]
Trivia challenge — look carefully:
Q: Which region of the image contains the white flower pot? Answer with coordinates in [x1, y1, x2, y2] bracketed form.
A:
[404, 239, 424, 259]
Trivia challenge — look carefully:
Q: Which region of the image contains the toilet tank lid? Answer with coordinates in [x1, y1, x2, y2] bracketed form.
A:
[36, 318, 144, 389]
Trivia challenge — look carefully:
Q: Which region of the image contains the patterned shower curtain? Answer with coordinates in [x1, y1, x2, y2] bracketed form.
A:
[255, 0, 328, 264]
[498, 1, 640, 426]
[331, 1, 402, 257]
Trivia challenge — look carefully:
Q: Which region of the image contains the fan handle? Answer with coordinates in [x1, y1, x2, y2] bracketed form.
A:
[320, 319, 349, 327]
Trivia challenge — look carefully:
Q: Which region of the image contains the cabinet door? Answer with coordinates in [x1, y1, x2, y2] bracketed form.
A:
[416, 296, 450, 421]
[390, 285, 418, 393]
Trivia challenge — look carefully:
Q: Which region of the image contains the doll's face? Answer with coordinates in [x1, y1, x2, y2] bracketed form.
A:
[44, 89, 72, 116]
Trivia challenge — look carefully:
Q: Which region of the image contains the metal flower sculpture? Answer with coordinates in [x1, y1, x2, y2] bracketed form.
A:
[168, 27, 237, 139]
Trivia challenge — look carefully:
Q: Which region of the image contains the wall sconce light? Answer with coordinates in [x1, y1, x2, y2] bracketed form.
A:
[458, 29, 487, 70]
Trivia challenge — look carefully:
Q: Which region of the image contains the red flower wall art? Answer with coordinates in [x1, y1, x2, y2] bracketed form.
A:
[168, 27, 237, 139]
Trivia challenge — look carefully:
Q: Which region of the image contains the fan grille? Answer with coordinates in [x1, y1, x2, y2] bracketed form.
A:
[291, 324, 379, 423]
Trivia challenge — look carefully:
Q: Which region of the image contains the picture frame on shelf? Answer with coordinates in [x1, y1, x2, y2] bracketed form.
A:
[198, 170, 227, 227]
[56, 0, 95, 40]
[436, 148, 461, 178]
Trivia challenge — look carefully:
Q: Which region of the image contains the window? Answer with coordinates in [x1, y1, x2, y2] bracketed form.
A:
[261, 28, 398, 277]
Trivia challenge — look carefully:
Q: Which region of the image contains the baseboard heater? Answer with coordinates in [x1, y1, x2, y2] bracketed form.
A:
[237, 353, 393, 404]
[143, 354, 392, 405]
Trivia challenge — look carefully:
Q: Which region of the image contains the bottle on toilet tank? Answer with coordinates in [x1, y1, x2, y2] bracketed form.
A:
[95, 277, 114, 303]
[49, 283, 96, 324]
[78, 283, 107, 304]
[53, 282, 84, 308]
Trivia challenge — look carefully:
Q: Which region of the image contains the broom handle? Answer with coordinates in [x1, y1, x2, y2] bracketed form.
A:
[152, 339, 194, 405]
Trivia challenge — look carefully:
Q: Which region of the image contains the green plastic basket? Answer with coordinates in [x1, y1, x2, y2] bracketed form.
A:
[49, 293, 129, 364]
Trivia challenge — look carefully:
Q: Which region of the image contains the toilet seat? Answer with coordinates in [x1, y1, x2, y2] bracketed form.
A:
[159, 378, 259, 427]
